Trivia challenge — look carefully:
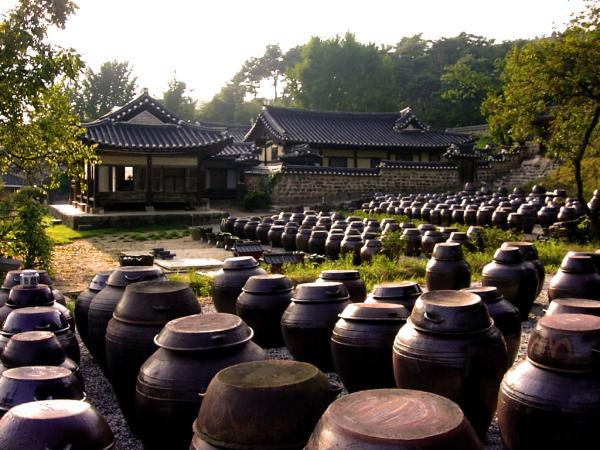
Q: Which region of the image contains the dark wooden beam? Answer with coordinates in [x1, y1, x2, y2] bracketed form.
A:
[196, 155, 205, 206]
[146, 155, 153, 205]
[92, 164, 99, 208]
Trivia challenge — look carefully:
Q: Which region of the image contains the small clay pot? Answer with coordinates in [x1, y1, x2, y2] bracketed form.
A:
[425, 243, 471, 291]
[365, 282, 422, 312]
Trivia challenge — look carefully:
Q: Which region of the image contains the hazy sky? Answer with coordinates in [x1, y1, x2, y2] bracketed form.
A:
[3, 0, 587, 102]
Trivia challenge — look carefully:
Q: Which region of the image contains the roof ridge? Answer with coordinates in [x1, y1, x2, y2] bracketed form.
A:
[264, 105, 403, 117]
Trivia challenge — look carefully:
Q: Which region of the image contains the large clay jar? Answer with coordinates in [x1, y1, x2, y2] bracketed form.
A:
[308, 230, 328, 255]
[0, 399, 115, 449]
[233, 218, 249, 239]
[242, 220, 259, 241]
[425, 243, 471, 291]
[324, 232, 343, 260]
[0, 269, 65, 307]
[255, 222, 271, 245]
[497, 314, 600, 450]
[281, 282, 352, 372]
[0, 366, 85, 417]
[548, 254, 600, 301]
[135, 313, 266, 450]
[331, 302, 409, 392]
[393, 290, 508, 439]
[0, 307, 79, 363]
[546, 297, 600, 317]
[340, 235, 363, 264]
[365, 281, 422, 312]
[211, 257, 266, 314]
[0, 331, 82, 387]
[464, 286, 521, 364]
[482, 247, 539, 321]
[305, 389, 483, 450]
[267, 224, 285, 248]
[501, 241, 545, 296]
[295, 228, 312, 253]
[281, 225, 298, 251]
[236, 274, 293, 348]
[74, 270, 112, 352]
[105, 280, 201, 424]
[360, 239, 382, 263]
[316, 270, 367, 303]
[421, 230, 445, 257]
[401, 228, 422, 256]
[191, 360, 341, 450]
[87, 265, 165, 370]
[222, 217, 237, 234]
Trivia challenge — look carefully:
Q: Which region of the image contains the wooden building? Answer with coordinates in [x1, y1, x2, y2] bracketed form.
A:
[245, 106, 474, 168]
[77, 91, 258, 211]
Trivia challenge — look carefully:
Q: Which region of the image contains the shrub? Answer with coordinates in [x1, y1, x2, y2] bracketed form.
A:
[240, 191, 271, 211]
[169, 272, 213, 298]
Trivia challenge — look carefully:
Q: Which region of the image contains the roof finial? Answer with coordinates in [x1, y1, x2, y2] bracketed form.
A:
[142, 87, 149, 94]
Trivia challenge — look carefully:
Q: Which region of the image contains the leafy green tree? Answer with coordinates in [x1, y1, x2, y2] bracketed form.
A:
[74, 60, 137, 121]
[483, 2, 600, 238]
[162, 75, 196, 121]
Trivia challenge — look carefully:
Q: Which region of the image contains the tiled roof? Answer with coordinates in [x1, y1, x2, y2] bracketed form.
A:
[245, 106, 473, 149]
[197, 122, 251, 143]
[379, 160, 457, 170]
[280, 144, 323, 163]
[262, 252, 300, 265]
[281, 165, 380, 176]
[82, 91, 232, 153]
[1, 172, 27, 187]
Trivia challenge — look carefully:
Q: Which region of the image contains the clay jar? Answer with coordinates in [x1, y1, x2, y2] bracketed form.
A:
[74, 270, 112, 352]
[360, 239, 382, 263]
[211, 257, 266, 314]
[105, 280, 201, 424]
[464, 286, 521, 364]
[0, 306, 79, 363]
[400, 228, 422, 256]
[393, 290, 508, 439]
[87, 265, 165, 370]
[425, 243, 471, 291]
[0, 366, 84, 417]
[481, 247, 539, 321]
[546, 297, 600, 317]
[255, 222, 271, 245]
[135, 313, 265, 450]
[305, 389, 483, 450]
[365, 281, 423, 312]
[308, 230, 328, 255]
[501, 241, 545, 297]
[339, 234, 363, 265]
[242, 220, 259, 241]
[191, 360, 341, 450]
[324, 232, 343, 260]
[421, 230, 445, 257]
[236, 274, 293, 348]
[331, 302, 409, 392]
[497, 314, 600, 450]
[548, 254, 600, 301]
[281, 282, 351, 372]
[281, 225, 298, 251]
[316, 270, 367, 303]
[0, 270, 65, 307]
[267, 225, 285, 248]
[233, 218, 249, 239]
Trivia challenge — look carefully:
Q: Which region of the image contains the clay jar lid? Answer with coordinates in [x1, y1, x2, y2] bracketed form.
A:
[369, 282, 422, 300]
[463, 286, 503, 304]
[342, 235, 362, 242]
[1, 307, 69, 336]
[1, 331, 66, 367]
[319, 270, 361, 281]
[307, 389, 476, 448]
[501, 241, 539, 260]
[297, 228, 312, 236]
[155, 313, 252, 351]
[418, 224, 437, 233]
[492, 247, 524, 265]
[106, 266, 164, 288]
[222, 256, 259, 271]
[432, 242, 464, 261]
[114, 281, 201, 324]
[364, 239, 382, 248]
[566, 251, 600, 272]
[242, 274, 293, 294]
[401, 228, 420, 237]
[88, 270, 113, 291]
[423, 230, 443, 238]
[310, 230, 329, 239]
[528, 314, 600, 372]
[559, 255, 595, 274]
[546, 298, 600, 317]
[327, 232, 344, 240]
[447, 232, 468, 243]
[292, 282, 350, 303]
[0, 399, 115, 449]
[2, 270, 53, 289]
[410, 291, 492, 334]
[7, 285, 54, 307]
[339, 302, 409, 322]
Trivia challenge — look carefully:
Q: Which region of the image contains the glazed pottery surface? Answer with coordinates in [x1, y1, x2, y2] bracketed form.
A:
[211, 257, 267, 314]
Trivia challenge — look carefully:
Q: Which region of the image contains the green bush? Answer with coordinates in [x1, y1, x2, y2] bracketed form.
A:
[169, 272, 213, 298]
[240, 191, 271, 211]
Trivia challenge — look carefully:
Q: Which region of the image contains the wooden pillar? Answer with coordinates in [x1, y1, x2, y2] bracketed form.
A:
[146, 155, 153, 206]
[86, 162, 93, 205]
[353, 149, 358, 168]
[196, 154, 206, 206]
[92, 164, 99, 208]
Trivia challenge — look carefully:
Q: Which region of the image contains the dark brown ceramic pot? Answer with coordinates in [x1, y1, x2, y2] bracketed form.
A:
[87, 266, 165, 370]
[0, 270, 65, 307]
[501, 241, 545, 296]
[365, 281, 423, 312]
[74, 270, 112, 352]
[393, 291, 508, 439]
[482, 247, 539, 321]
[255, 222, 271, 245]
[421, 230, 445, 257]
[0, 366, 84, 417]
[211, 257, 266, 314]
[308, 230, 329, 255]
[267, 225, 285, 248]
[316, 270, 367, 303]
[0, 331, 82, 388]
[464, 286, 521, 364]
[236, 274, 293, 348]
[548, 254, 600, 301]
[565, 250, 600, 273]
[360, 239, 381, 263]
[105, 280, 201, 425]
[193, 360, 341, 450]
[281, 282, 352, 372]
[135, 313, 266, 450]
[305, 389, 483, 450]
[476, 207, 493, 227]
[0, 307, 79, 364]
[340, 235, 363, 264]
[295, 228, 312, 253]
[331, 303, 409, 392]
[497, 314, 600, 450]
[425, 243, 471, 291]
[281, 226, 298, 251]
[401, 228, 422, 256]
[464, 207, 478, 226]
[324, 233, 343, 260]
[492, 208, 510, 230]
[546, 297, 600, 316]
[242, 220, 259, 241]
[0, 399, 115, 450]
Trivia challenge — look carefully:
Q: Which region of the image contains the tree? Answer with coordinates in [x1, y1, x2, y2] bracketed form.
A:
[0, 0, 97, 189]
[483, 2, 600, 238]
[162, 76, 196, 121]
[74, 60, 137, 122]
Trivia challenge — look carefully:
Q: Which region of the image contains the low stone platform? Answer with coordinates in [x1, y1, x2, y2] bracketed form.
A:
[50, 204, 228, 230]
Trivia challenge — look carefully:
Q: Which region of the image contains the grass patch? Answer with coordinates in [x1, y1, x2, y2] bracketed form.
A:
[168, 272, 213, 297]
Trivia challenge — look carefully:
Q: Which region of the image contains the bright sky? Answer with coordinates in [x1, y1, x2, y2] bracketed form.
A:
[3, 0, 587, 102]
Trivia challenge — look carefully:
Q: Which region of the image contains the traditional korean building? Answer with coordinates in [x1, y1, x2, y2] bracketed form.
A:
[245, 106, 474, 168]
[78, 91, 258, 211]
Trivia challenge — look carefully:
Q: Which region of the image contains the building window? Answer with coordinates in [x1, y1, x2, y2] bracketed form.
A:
[163, 168, 185, 192]
[114, 166, 134, 191]
[329, 157, 347, 167]
[134, 167, 146, 191]
[270, 146, 279, 161]
[397, 153, 412, 161]
[370, 158, 381, 168]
